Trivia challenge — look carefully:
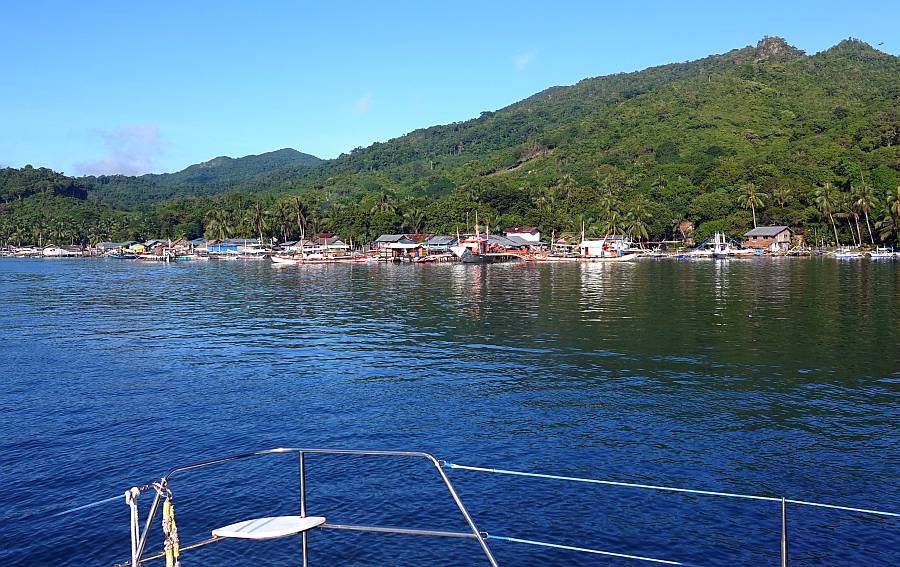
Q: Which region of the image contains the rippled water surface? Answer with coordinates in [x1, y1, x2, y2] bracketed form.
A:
[1, 257, 898, 566]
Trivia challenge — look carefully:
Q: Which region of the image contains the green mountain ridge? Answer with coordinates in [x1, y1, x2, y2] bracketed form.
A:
[85, 148, 322, 208]
[2, 36, 899, 247]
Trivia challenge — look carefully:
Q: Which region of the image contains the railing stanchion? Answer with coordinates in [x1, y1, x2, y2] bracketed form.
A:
[781, 497, 788, 567]
[299, 451, 308, 567]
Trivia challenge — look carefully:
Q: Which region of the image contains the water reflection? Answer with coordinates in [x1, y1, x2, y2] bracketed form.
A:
[0, 258, 898, 566]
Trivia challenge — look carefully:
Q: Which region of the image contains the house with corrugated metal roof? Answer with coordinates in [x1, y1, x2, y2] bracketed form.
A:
[744, 226, 792, 251]
[504, 226, 541, 243]
[373, 234, 413, 247]
[487, 235, 528, 250]
[425, 235, 458, 253]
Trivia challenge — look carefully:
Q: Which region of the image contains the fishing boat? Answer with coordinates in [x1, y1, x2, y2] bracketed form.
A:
[450, 231, 523, 264]
[271, 253, 334, 265]
[106, 252, 138, 260]
[683, 247, 714, 258]
[136, 253, 174, 263]
[710, 231, 755, 258]
[530, 254, 580, 263]
[578, 230, 639, 262]
[413, 252, 456, 263]
[97, 446, 897, 567]
[786, 246, 812, 256]
[642, 248, 672, 259]
[582, 252, 639, 262]
[832, 247, 864, 259]
[867, 247, 894, 259]
[686, 232, 754, 258]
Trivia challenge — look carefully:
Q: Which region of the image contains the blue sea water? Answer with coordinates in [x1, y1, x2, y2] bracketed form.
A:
[0, 257, 898, 566]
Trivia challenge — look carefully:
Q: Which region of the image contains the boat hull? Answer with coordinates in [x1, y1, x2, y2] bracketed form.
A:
[459, 250, 524, 264]
[581, 253, 639, 262]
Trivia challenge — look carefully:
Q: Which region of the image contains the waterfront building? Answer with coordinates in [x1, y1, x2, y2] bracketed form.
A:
[374, 234, 414, 248]
[42, 245, 83, 257]
[95, 242, 122, 252]
[207, 242, 238, 254]
[425, 235, 458, 253]
[504, 226, 541, 243]
[743, 226, 793, 251]
[374, 234, 422, 259]
[314, 234, 350, 253]
[487, 235, 528, 250]
[143, 239, 167, 249]
[579, 235, 634, 258]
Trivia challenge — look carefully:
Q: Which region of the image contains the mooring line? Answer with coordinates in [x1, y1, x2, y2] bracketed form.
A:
[50, 494, 123, 517]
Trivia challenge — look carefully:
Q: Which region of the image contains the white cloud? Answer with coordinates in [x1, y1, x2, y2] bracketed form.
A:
[74, 123, 164, 176]
[352, 92, 373, 116]
[514, 49, 538, 71]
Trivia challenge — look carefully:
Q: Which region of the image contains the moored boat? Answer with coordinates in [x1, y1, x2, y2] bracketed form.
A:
[832, 247, 864, 259]
[581, 252, 640, 262]
[867, 247, 894, 259]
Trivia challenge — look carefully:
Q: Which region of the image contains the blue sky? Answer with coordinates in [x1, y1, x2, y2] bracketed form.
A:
[1, 1, 898, 175]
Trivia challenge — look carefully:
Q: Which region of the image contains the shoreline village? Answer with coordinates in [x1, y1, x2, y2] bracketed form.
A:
[4, 225, 896, 263]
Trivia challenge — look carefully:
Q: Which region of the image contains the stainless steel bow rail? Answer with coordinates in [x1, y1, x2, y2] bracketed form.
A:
[118, 448, 498, 567]
[442, 461, 900, 567]
[49, 448, 898, 566]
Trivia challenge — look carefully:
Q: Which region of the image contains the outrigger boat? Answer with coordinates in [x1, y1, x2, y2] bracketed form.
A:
[577, 224, 639, 263]
[450, 220, 524, 264]
[271, 253, 370, 265]
[97, 446, 898, 567]
[832, 247, 864, 259]
[685, 232, 755, 258]
[867, 247, 895, 259]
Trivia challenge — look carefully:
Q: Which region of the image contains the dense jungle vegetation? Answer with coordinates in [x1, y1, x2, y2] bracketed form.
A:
[2, 37, 899, 248]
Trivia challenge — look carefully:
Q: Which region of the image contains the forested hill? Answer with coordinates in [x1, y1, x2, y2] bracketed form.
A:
[2, 36, 900, 247]
[87, 148, 323, 208]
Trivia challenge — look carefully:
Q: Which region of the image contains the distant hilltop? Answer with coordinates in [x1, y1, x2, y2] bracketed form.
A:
[1, 36, 898, 250]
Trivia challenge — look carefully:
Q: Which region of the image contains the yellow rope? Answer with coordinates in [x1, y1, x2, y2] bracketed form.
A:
[162, 498, 181, 567]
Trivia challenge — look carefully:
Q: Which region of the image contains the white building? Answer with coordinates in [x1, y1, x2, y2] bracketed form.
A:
[42, 245, 82, 257]
[504, 226, 540, 243]
[579, 235, 632, 258]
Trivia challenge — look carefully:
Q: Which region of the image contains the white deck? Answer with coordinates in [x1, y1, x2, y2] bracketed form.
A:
[212, 515, 326, 540]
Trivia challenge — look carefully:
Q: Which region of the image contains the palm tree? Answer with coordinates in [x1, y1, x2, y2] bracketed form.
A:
[268, 201, 292, 243]
[878, 185, 900, 242]
[814, 182, 840, 246]
[596, 191, 622, 235]
[852, 182, 878, 245]
[772, 185, 791, 222]
[737, 182, 768, 228]
[204, 209, 230, 241]
[292, 197, 308, 240]
[403, 206, 426, 234]
[320, 203, 346, 233]
[624, 197, 652, 243]
[773, 185, 791, 209]
[247, 201, 267, 244]
[571, 213, 595, 238]
[370, 193, 397, 215]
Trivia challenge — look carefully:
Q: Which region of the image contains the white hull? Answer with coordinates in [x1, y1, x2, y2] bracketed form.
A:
[581, 253, 638, 262]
